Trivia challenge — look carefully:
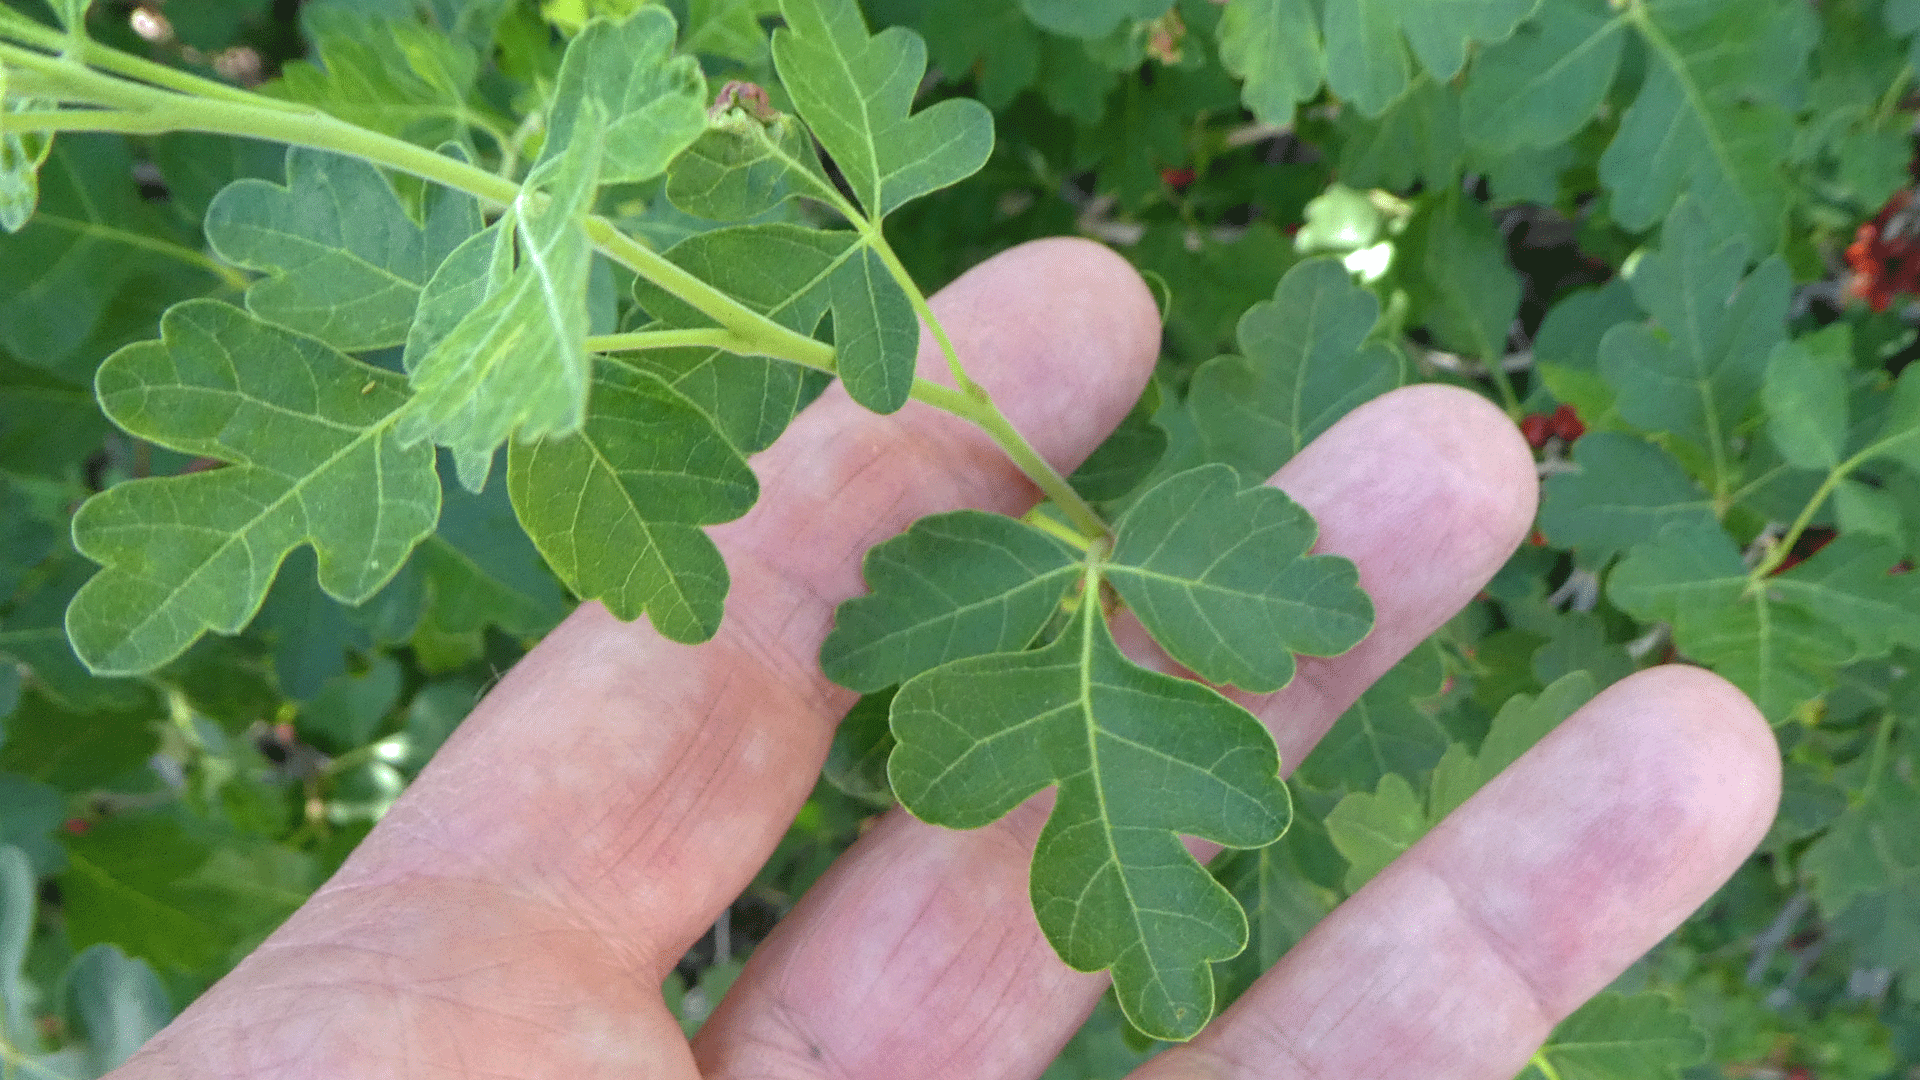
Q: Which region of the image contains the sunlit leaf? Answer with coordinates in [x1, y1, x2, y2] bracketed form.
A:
[542, 6, 709, 184]
[1322, 0, 1539, 118]
[1218, 0, 1322, 129]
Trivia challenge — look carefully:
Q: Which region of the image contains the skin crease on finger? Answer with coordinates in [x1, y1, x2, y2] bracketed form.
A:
[690, 386, 1546, 1080]
[108, 238, 1161, 1080]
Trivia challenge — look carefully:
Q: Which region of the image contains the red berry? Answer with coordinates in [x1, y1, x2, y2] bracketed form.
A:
[1549, 403, 1585, 442]
[1160, 167, 1196, 190]
[62, 818, 90, 837]
[1519, 414, 1551, 449]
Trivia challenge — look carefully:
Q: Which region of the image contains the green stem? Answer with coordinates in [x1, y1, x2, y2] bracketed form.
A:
[587, 328, 788, 358]
[1022, 507, 1096, 553]
[1485, 358, 1521, 419]
[868, 230, 980, 394]
[1529, 1051, 1564, 1080]
[915, 379, 1110, 541]
[0, 15, 303, 112]
[1876, 65, 1913, 126]
[1747, 449, 1865, 580]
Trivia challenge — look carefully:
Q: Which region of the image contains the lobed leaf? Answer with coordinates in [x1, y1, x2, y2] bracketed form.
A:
[400, 121, 601, 490]
[1106, 464, 1373, 694]
[772, 0, 994, 220]
[1598, 198, 1789, 457]
[506, 360, 756, 644]
[1322, 0, 1539, 118]
[1522, 992, 1708, 1080]
[542, 6, 709, 185]
[1019, 0, 1173, 39]
[820, 510, 1081, 693]
[65, 300, 439, 676]
[1459, 0, 1624, 154]
[272, 7, 490, 145]
[1538, 434, 1715, 563]
[1188, 258, 1403, 481]
[1761, 328, 1850, 471]
[206, 147, 482, 352]
[1400, 189, 1520, 363]
[664, 118, 816, 222]
[890, 593, 1290, 1041]
[1217, 0, 1322, 129]
[1294, 641, 1447, 793]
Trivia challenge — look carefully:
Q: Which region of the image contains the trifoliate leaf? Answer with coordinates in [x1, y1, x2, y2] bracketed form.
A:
[542, 6, 708, 185]
[206, 148, 482, 352]
[1188, 258, 1404, 481]
[1105, 464, 1372, 694]
[1400, 189, 1520, 362]
[1459, 0, 1624, 154]
[1761, 328, 1850, 471]
[890, 591, 1290, 1041]
[1218, 0, 1322, 129]
[400, 123, 601, 490]
[772, 0, 994, 220]
[1538, 434, 1715, 563]
[820, 510, 1081, 693]
[1521, 992, 1708, 1080]
[1596, 0, 1816, 252]
[506, 360, 756, 644]
[1019, 0, 1172, 39]
[65, 301, 439, 676]
[1295, 640, 1447, 793]
[1599, 198, 1789, 458]
[1322, 0, 1539, 118]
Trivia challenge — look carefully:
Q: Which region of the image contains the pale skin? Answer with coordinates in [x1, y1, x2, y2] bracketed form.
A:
[111, 238, 1782, 1080]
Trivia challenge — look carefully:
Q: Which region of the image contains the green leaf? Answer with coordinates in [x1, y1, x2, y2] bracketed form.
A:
[1019, 0, 1172, 39]
[923, 0, 1043, 110]
[1295, 640, 1447, 793]
[1460, 0, 1624, 154]
[1599, 198, 1790, 456]
[827, 242, 918, 413]
[772, 0, 994, 219]
[1106, 464, 1372, 693]
[0, 136, 218, 376]
[205, 148, 481, 352]
[66, 301, 440, 676]
[1322, 0, 1539, 118]
[0, 846, 37, 1050]
[686, 0, 780, 64]
[1596, 0, 1816, 252]
[664, 117, 816, 222]
[507, 360, 756, 643]
[1400, 189, 1520, 361]
[272, 7, 489, 145]
[1891, 0, 1920, 72]
[1521, 992, 1708, 1080]
[0, 689, 158, 790]
[64, 945, 174, 1076]
[823, 689, 897, 806]
[60, 815, 224, 972]
[890, 595, 1290, 1041]
[0, 89, 54, 234]
[1217, 0, 1322, 129]
[1865, 365, 1920, 476]
[1188, 258, 1403, 481]
[1428, 671, 1593, 819]
[1069, 383, 1167, 503]
[1610, 520, 1852, 720]
[1333, 73, 1466, 191]
[1771, 537, 1920, 659]
[1761, 328, 1850, 471]
[542, 6, 708, 185]
[820, 510, 1081, 693]
[1208, 830, 1337, 1007]
[1323, 771, 1424, 891]
[297, 654, 403, 752]
[1538, 434, 1716, 563]
[400, 124, 601, 490]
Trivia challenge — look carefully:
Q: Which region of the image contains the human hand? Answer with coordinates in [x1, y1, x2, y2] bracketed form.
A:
[109, 239, 1780, 1080]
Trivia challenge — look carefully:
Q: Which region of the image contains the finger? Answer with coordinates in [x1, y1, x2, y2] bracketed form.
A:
[694, 386, 1538, 1079]
[125, 239, 1161, 1074]
[1131, 666, 1780, 1080]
